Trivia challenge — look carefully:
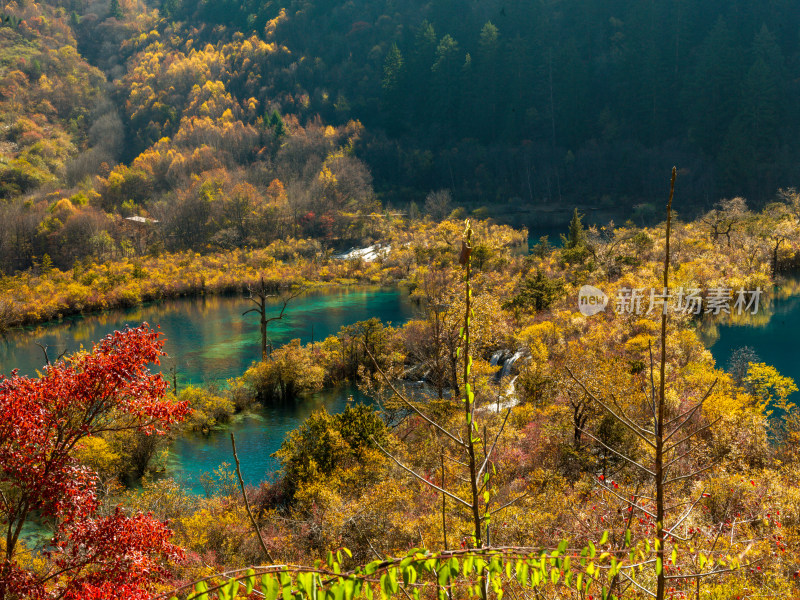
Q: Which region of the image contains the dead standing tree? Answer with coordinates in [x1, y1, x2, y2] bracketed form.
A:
[367, 221, 525, 600]
[243, 277, 307, 359]
[567, 168, 758, 600]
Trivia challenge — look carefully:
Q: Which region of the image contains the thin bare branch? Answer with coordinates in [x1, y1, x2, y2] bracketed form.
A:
[619, 570, 657, 598]
[577, 426, 656, 476]
[664, 462, 716, 485]
[370, 437, 472, 509]
[364, 346, 466, 448]
[477, 408, 512, 480]
[566, 366, 657, 448]
[597, 484, 657, 519]
[664, 417, 723, 454]
[231, 433, 275, 563]
[489, 489, 530, 515]
[664, 379, 718, 432]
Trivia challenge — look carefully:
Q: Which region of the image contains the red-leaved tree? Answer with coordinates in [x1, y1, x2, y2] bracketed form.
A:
[0, 324, 190, 600]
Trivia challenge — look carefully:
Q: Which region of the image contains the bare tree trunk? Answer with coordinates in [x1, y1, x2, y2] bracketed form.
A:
[655, 167, 676, 600]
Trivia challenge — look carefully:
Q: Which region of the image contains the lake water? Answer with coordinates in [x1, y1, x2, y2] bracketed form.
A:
[168, 383, 373, 494]
[702, 278, 800, 394]
[0, 286, 414, 384]
[0, 286, 414, 492]
[4, 277, 800, 495]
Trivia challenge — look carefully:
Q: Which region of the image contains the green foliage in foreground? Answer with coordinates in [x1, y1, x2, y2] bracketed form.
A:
[166, 536, 747, 600]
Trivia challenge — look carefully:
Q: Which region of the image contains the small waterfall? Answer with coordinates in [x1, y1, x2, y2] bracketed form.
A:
[501, 350, 524, 379]
[490, 350, 504, 367]
[505, 375, 518, 397]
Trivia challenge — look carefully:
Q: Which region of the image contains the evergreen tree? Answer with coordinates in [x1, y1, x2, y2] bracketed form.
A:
[684, 17, 742, 155]
[563, 208, 586, 249]
[431, 34, 463, 132]
[381, 44, 406, 134]
[268, 109, 287, 140]
[109, 0, 123, 19]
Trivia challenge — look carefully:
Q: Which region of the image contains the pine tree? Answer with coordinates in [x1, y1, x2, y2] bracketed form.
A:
[563, 207, 586, 249]
[381, 43, 406, 134]
[268, 109, 287, 140]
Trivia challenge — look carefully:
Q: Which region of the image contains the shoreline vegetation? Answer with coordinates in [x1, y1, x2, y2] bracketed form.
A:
[7, 203, 800, 598]
[4, 195, 800, 332]
[0, 220, 527, 330]
[22, 200, 798, 480]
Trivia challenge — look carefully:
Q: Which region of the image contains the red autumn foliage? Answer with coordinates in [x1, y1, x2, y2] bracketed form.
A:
[0, 324, 189, 599]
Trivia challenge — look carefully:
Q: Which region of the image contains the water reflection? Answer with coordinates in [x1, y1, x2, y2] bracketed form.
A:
[0, 286, 413, 385]
[702, 277, 800, 394]
[168, 384, 371, 494]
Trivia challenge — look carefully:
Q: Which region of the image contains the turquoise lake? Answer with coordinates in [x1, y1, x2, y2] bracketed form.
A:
[700, 279, 800, 391]
[3, 278, 799, 493]
[0, 286, 414, 490]
[0, 286, 413, 384]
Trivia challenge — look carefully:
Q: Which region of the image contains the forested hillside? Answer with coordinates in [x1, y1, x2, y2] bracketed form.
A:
[1, 0, 799, 275]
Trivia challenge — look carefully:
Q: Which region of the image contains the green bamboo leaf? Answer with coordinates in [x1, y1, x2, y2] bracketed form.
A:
[195, 580, 208, 600]
[625, 529, 632, 547]
[380, 574, 390, 599]
[437, 562, 450, 587]
[344, 579, 356, 600]
[218, 581, 230, 600]
[515, 561, 529, 587]
[464, 555, 475, 575]
[331, 583, 344, 600]
[656, 558, 663, 575]
[245, 569, 255, 595]
[600, 530, 609, 545]
[403, 565, 418, 585]
[261, 574, 279, 600]
[280, 569, 293, 600]
[449, 557, 459, 576]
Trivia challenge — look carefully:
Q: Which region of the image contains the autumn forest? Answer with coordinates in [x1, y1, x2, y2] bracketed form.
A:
[2, 0, 800, 599]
